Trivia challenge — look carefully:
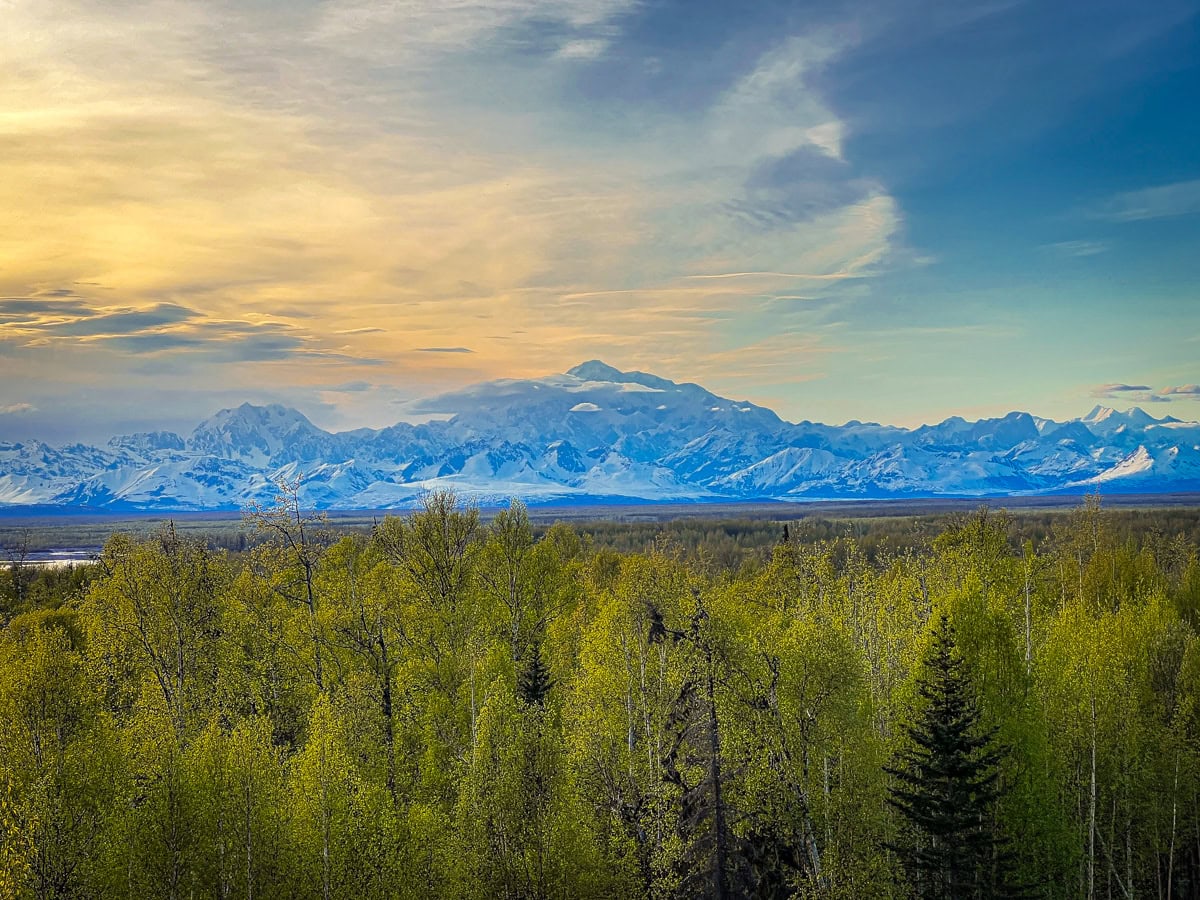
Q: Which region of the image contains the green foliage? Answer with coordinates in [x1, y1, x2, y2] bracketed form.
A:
[0, 496, 1198, 897]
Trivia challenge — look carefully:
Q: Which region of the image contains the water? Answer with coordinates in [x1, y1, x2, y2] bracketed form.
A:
[21, 550, 100, 568]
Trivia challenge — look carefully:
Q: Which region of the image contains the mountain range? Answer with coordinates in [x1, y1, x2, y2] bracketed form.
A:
[3, 360, 1199, 510]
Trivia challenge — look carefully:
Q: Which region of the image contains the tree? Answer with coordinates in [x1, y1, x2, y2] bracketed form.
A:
[885, 614, 1020, 899]
[244, 476, 334, 693]
[0, 624, 120, 897]
[320, 536, 409, 801]
[661, 591, 751, 900]
[518, 640, 553, 707]
[287, 695, 367, 900]
[85, 525, 227, 738]
[185, 715, 288, 899]
[373, 490, 484, 795]
[1, 530, 33, 620]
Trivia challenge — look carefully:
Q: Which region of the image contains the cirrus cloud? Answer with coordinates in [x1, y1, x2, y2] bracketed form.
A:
[1089, 179, 1200, 223]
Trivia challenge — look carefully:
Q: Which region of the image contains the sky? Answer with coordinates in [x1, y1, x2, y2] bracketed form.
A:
[1, 0, 1198, 443]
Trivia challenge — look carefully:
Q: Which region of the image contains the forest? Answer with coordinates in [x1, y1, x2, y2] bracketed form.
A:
[1, 490, 1199, 899]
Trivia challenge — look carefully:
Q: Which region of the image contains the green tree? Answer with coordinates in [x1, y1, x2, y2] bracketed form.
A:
[0, 624, 121, 897]
[287, 695, 368, 900]
[244, 477, 334, 693]
[85, 526, 228, 738]
[660, 591, 752, 900]
[886, 614, 1019, 899]
[1, 530, 34, 621]
[518, 639, 553, 707]
[373, 491, 484, 804]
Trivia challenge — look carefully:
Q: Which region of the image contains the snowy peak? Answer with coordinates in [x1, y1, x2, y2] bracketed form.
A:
[1082, 405, 1173, 431]
[566, 360, 681, 392]
[566, 360, 628, 382]
[1088, 443, 1200, 489]
[187, 403, 332, 466]
[3, 363, 1200, 509]
[108, 431, 186, 457]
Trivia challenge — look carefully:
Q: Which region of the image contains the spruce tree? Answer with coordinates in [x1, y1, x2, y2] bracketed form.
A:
[518, 639, 553, 706]
[885, 614, 1021, 899]
[660, 594, 752, 900]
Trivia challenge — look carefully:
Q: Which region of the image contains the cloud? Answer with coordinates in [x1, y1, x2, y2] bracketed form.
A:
[0, 296, 96, 319]
[555, 39, 610, 60]
[708, 31, 855, 163]
[1044, 240, 1110, 257]
[1092, 383, 1152, 395]
[0, 0, 904, 432]
[48, 303, 198, 338]
[327, 381, 374, 393]
[1090, 179, 1200, 222]
[1, 300, 198, 344]
[1091, 382, 1200, 404]
[311, 0, 636, 61]
[0, 292, 383, 369]
[0, 402, 36, 415]
[728, 145, 869, 230]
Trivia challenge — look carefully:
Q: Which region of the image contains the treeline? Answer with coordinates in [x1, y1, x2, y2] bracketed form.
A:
[7, 503, 1199, 577]
[562, 506, 1200, 567]
[1, 491, 1199, 898]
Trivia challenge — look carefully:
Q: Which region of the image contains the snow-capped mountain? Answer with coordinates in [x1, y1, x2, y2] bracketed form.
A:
[2, 361, 1199, 510]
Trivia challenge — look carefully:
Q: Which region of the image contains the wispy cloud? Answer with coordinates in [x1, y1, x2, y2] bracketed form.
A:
[327, 381, 374, 393]
[0, 402, 36, 415]
[1160, 384, 1200, 397]
[0, 293, 382, 368]
[0, 0, 914, 438]
[1044, 239, 1110, 257]
[311, 0, 636, 60]
[1091, 382, 1200, 404]
[555, 39, 610, 60]
[0, 296, 96, 319]
[1092, 383, 1152, 395]
[1089, 178, 1200, 222]
[709, 31, 853, 162]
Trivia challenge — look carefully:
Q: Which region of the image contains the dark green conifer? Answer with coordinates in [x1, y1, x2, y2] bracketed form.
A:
[518, 639, 553, 706]
[885, 614, 1024, 899]
[662, 594, 753, 900]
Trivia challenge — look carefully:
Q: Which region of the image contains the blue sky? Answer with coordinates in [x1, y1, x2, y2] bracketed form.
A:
[0, 0, 1197, 442]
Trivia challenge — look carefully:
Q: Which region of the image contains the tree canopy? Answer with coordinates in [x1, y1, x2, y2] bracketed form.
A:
[1, 493, 1198, 898]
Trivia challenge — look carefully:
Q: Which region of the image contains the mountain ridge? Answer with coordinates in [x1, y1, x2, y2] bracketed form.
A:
[2, 362, 1198, 510]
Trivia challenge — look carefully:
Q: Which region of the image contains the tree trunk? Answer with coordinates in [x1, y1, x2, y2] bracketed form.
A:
[1168, 751, 1178, 900]
[245, 767, 254, 900]
[704, 648, 730, 900]
[1024, 561, 1033, 675]
[1090, 694, 1097, 900]
[305, 559, 324, 692]
[381, 639, 397, 801]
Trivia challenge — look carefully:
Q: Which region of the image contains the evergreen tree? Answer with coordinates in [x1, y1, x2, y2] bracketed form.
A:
[518, 639, 553, 707]
[662, 593, 752, 900]
[885, 614, 1020, 899]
